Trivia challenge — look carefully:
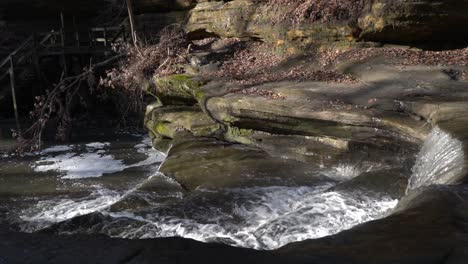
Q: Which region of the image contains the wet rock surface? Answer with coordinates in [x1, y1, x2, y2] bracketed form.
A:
[146, 48, 467, 173]
[159, 137, 332, 190]
[136, 38, 468, 263]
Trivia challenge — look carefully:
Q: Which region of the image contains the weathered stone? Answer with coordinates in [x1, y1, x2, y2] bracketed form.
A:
[185, 0, 357, 50]
[186, 0, 468, 48]
[144, 74, 205, 105]
[359, 0, 468, 45]
[159, 137, 331, 191]
[203, 83, 423, 150]
[144, 105, 220, 139]
[144, 49, 468, 187]
[185, 1, 255, 39]
[224, 127, 353, 165]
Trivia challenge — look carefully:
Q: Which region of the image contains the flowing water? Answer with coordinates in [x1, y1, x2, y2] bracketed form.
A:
[408, 126, 465, 191]
[1, 126, 463, 250]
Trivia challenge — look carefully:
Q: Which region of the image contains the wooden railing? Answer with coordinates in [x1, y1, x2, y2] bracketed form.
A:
[0, 25, 129, 135]
[89, 26, 127, 47]
[0, 36, 34, 81]
[0, 26, 128, 81]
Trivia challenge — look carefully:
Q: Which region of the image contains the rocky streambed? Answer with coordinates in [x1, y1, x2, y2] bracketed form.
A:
[1, 0, 468, 261]
[1, 45, 468, 263]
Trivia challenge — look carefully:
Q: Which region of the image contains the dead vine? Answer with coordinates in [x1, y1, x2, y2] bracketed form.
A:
[13, 54, 125, 154]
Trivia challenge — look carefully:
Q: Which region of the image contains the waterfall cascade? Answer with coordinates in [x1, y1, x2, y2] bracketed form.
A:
[408, 127, 465, 191]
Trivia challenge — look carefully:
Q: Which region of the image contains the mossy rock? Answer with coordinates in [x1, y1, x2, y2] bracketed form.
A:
[145, 74, 206, 105]
[145, 105, 220, 141]
[224, 126, 255, 145]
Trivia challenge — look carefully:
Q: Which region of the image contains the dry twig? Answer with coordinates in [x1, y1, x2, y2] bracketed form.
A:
[13, 55, 125, 154]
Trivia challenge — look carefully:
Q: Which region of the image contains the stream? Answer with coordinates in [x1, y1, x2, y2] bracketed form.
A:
[0, 126, 462, 250]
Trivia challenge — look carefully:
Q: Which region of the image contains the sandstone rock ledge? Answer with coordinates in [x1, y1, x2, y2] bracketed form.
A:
[185, 0, 468, 49]
[145, 47, 468, 188]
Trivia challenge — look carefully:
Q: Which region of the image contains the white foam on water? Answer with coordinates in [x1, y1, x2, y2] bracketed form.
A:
[129, 137, 166, 167]
[319, 163, 386, 182]
[21, 147, 167, 230]
[40, 145, 74, 154]
[105, 185, 397, 250]
[408, 126, 464, 191]
[127, 150, 166, 168]
[20, 188, 121, 230]
[22, 157, 397, 250]
[32, 138, 165, 179]
[34, 152, 126, 179]
[330, 164, 364, 180]
[134, 137, 153, 154]
[23, 136, 398, 250]
[85, 142, 110, 149]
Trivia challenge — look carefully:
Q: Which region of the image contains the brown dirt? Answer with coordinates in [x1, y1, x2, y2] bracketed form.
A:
[261, 0, 368, 24]
[200, 41, 357, 86]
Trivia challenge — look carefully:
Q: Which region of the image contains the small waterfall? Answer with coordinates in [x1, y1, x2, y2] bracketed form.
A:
[408, 127, 465, 191]
[102, 185, 397, 250]
[16, 137, 400, 250]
